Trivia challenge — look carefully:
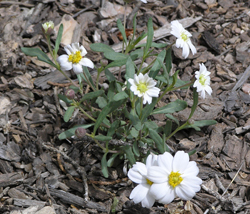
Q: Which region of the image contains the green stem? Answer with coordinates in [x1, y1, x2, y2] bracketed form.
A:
[78, 104, 96, 122]
[82, 70, 96, 92]
[139, 97, 143, 119]
[165, 121, 188, 141]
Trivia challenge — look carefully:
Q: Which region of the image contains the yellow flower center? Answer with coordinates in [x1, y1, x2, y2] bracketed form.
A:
[137, 83, 148, 93]
[68, 51, 82, 64]
[146, 178, 153, 186]
[199, 74, 206, 86]
[168, 171, 183, 188]
[181, 32, 188, 42]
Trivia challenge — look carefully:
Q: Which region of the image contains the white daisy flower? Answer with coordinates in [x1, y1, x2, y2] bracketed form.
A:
[128, 73, 160, 105]
[147, 151, 202, 204]
[128, 154, 158, 208]
[170, 20, 197, 59]
[57, 43, 94, 74]
[193, 63, 212, 99]
[42, 21, 54, 33]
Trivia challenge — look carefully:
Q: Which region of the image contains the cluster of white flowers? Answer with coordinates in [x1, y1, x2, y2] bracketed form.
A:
[128, 151, 202, 208]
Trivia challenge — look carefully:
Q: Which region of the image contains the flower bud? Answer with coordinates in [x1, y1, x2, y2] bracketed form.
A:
[42, 21, 54, 35]
[65, 89, 75, 100]
[75, 127, 86, 138]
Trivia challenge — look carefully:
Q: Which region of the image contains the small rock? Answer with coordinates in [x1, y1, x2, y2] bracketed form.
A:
[0, 96, 11, 115]
[35, 206, 56, 214]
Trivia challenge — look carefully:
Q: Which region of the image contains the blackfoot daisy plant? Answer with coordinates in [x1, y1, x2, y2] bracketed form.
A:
[21, 10, 217, 210]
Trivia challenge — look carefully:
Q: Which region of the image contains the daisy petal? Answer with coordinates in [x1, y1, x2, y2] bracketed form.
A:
[80, 57, 94, 69]
[57, 55, 72, 71]
[72, 63, 83, 74]
[130, 183, 150, 204]
[173, 151, 189, 173]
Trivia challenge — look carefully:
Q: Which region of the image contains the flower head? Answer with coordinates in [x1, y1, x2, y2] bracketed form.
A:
[57, 43, 94, 74]
[128, 73, 160, 104]
[193, 63, 212, 99]
[170, 20, 197, 59]
[128, 154, 158, 208]
[42, 21, 54, 34]
[147, 151, 202, 204]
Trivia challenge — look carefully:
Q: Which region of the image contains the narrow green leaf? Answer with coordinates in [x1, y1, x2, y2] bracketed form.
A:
[58, 94, 73, 104]
[105, 59, 128, 69]
[58, 124, 94, 140]
[125, 56, 135, 81]
[188, 89, 198, 120]
[79, 90, 104, 103]
[107, 153, 119, 167]
[117, 19, 127, 44]
[166, 47, 172, 74]
[82, 66, 95, 89]
[144, 17, 153, 57]
[128, 109, 142, 131]
[149, 50, 166, 78]
[188, 149, 197, 156]
[101, 153, 109, 178]
[144, 121, 158, 130]
[141, 97, 158, 123]
[185, 120, 217, 129]
[90, 43, 114, 53]
[133, 141, 140, 157]
[122, 145, 136, 165]
[105, 69, 116, 82]
[94, 135, 112, 141]
[152, 99, 187, 115]
[104, 51, 128, 61]
[130, 127, 139, 138]
[93, 92, 128, 134]
[136, 42, 168, 49]
[107, 120, 120, 137]
[148, 128, 165, 153]
[63, 106, 75, 122]
[96, 96, 107, 109]
[165, 114, 179, 126]
[21, 47, 56, 68]
[132, 13, 137, 41]
[164, 120, 172, 137]
[54, 24, 63, 56]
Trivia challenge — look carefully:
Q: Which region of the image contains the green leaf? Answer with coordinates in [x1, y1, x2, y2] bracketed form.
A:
[166, 47, 172, 74]
[141, 97, 158, 123]
[58, 94, 73, 104]
[58, 124, 94, 140]
[107, 81, 116, 100]
[149, 50, 166, 78]
[144, 121, 158, 130]
[80, 90, 104, 103]
[133, 141, 140, 157]
[130, 127, 139, 138]
[107, 120, 120, 137]
[136, 42, 168, 49]
[125, 56, 135, 81]
[63, 106, 75, 122]
[90, 43, 114, 53]
[188, 89, 198, 120]
[122, 145, 136, 165]
[132, 13, 137, 41]
[96, 97, 107, 109]
[185, 120, 217, 130]
[117, 19, 127, 44]
[105, 69, 116, 82]
[94, 135, 112, 141]
[93, 92, 128, 135]
[82, 66, 95, 89]
[130, 49, 144, 59]
[101, 153, 109, 178]
[148, 128, 165, 153]
[105, 58, 128, 69]
[21, 47, 57, 68]
[111, 197, 119, 213]
[144, 17, 153, 58]
[164, 120, 172, 137]
[165, 114, 179, 126]
[104, 51, 128, 61]
[188, 149, 196, 156]
[107, 153, 119, 167]
[152, 99, 187, 115]
[54, 24, 63, 56]
[128, 109, 142, 131]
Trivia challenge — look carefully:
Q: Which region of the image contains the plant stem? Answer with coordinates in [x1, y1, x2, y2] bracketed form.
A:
[78, 105, 96, 122]
[165, 121, 188, 141]
[82, 70, 96, 92]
